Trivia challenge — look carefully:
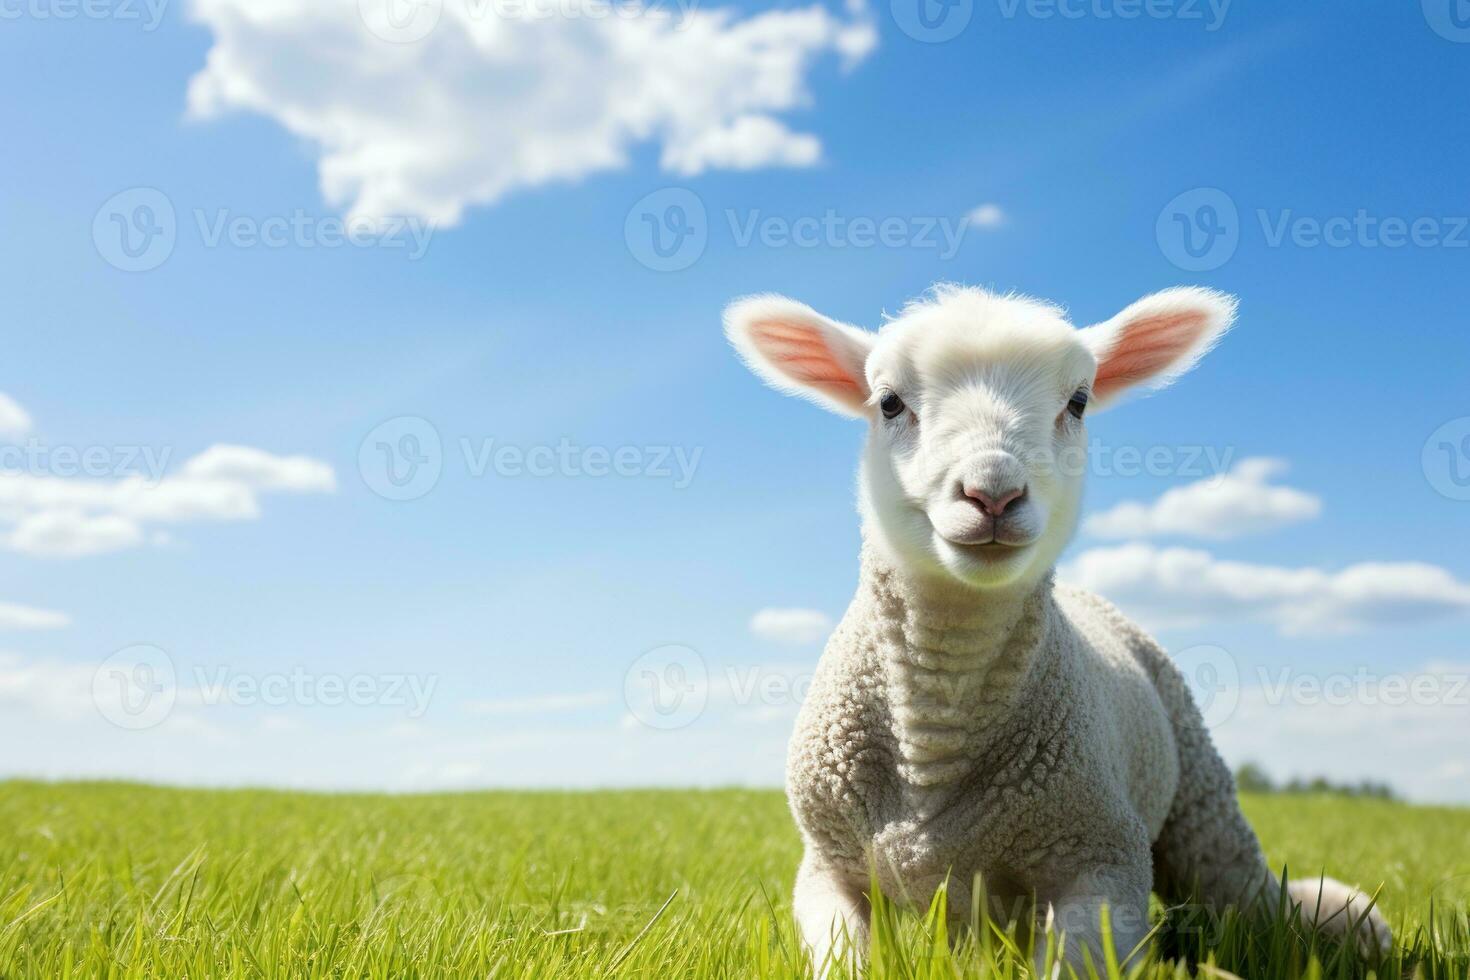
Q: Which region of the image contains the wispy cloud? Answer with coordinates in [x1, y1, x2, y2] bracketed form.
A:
[0, 602, 70, 631]
[965, 203, 1006, 229]
[749, 608, 833, 646]
[0, 444, 335, 559]
[0, 394, 30, 439]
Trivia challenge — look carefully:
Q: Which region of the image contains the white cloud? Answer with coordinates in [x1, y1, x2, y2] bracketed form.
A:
[0, 602, 70, 631]
[1061, 543, 1470, 635]
[0, 444, 335, 558]
[185, 0, 876, 225]
[749, 607, 833, 646]
[0, 393, 31, 439]
[965, 203, 1006, 228]
[661, 115, 822, 176]
[1084, 457, 1321, 541]
[180, 444, 337, 493]
[5, 511, 146, 559]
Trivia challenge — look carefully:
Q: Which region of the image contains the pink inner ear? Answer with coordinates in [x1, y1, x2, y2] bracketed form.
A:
[1093, 312, 1209, 400]
[750, 321, 865, 401]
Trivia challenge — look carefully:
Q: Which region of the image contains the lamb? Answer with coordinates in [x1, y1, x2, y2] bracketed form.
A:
[723, 284, 1391, 974]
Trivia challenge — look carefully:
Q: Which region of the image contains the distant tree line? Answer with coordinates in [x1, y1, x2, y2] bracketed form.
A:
[1235, 762, 1398, 801]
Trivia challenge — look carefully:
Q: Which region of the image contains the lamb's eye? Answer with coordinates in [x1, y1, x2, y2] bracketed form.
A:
[879, 391, 906, 420]
[1067, 389, 1089, 420]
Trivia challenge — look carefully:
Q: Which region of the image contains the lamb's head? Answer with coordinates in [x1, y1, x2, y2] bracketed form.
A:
[726, 285, 1234, 589]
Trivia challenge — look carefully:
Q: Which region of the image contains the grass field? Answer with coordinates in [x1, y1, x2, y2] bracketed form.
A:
[1, 783, 1467, 979]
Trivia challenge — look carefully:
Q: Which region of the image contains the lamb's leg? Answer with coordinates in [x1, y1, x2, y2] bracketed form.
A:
[1151, 728, 1274, 912]
[1151, 677, 1391, 956]
[1035, 866, 1152, 977]
[793, 850, 868, 977]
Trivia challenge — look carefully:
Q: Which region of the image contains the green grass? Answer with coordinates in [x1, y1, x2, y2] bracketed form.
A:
[1, 783, 1467, 979]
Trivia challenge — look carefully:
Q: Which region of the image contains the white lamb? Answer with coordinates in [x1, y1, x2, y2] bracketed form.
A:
[724, 284, 1391, 974]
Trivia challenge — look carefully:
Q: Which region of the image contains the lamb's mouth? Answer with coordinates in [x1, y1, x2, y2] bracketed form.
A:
[929, 509, 1039, 558]
[944, 538, 1031, 560]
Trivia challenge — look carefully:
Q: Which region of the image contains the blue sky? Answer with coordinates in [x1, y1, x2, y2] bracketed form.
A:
[2, 0, 1468, 799]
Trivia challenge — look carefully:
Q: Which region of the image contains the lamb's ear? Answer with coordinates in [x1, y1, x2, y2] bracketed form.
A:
[724, 294, 875, 418]
[1079, 287, 1236, 409]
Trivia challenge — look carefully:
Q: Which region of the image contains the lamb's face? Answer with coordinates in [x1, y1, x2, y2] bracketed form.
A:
[726, 285, 1235, 592]
[858, 294, 1095, 588]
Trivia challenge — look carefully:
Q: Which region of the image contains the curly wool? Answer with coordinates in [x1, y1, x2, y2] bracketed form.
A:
[788, 542, 1388, 959]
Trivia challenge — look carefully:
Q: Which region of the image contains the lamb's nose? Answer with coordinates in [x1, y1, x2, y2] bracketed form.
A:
[963, 483, 1026, 518]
